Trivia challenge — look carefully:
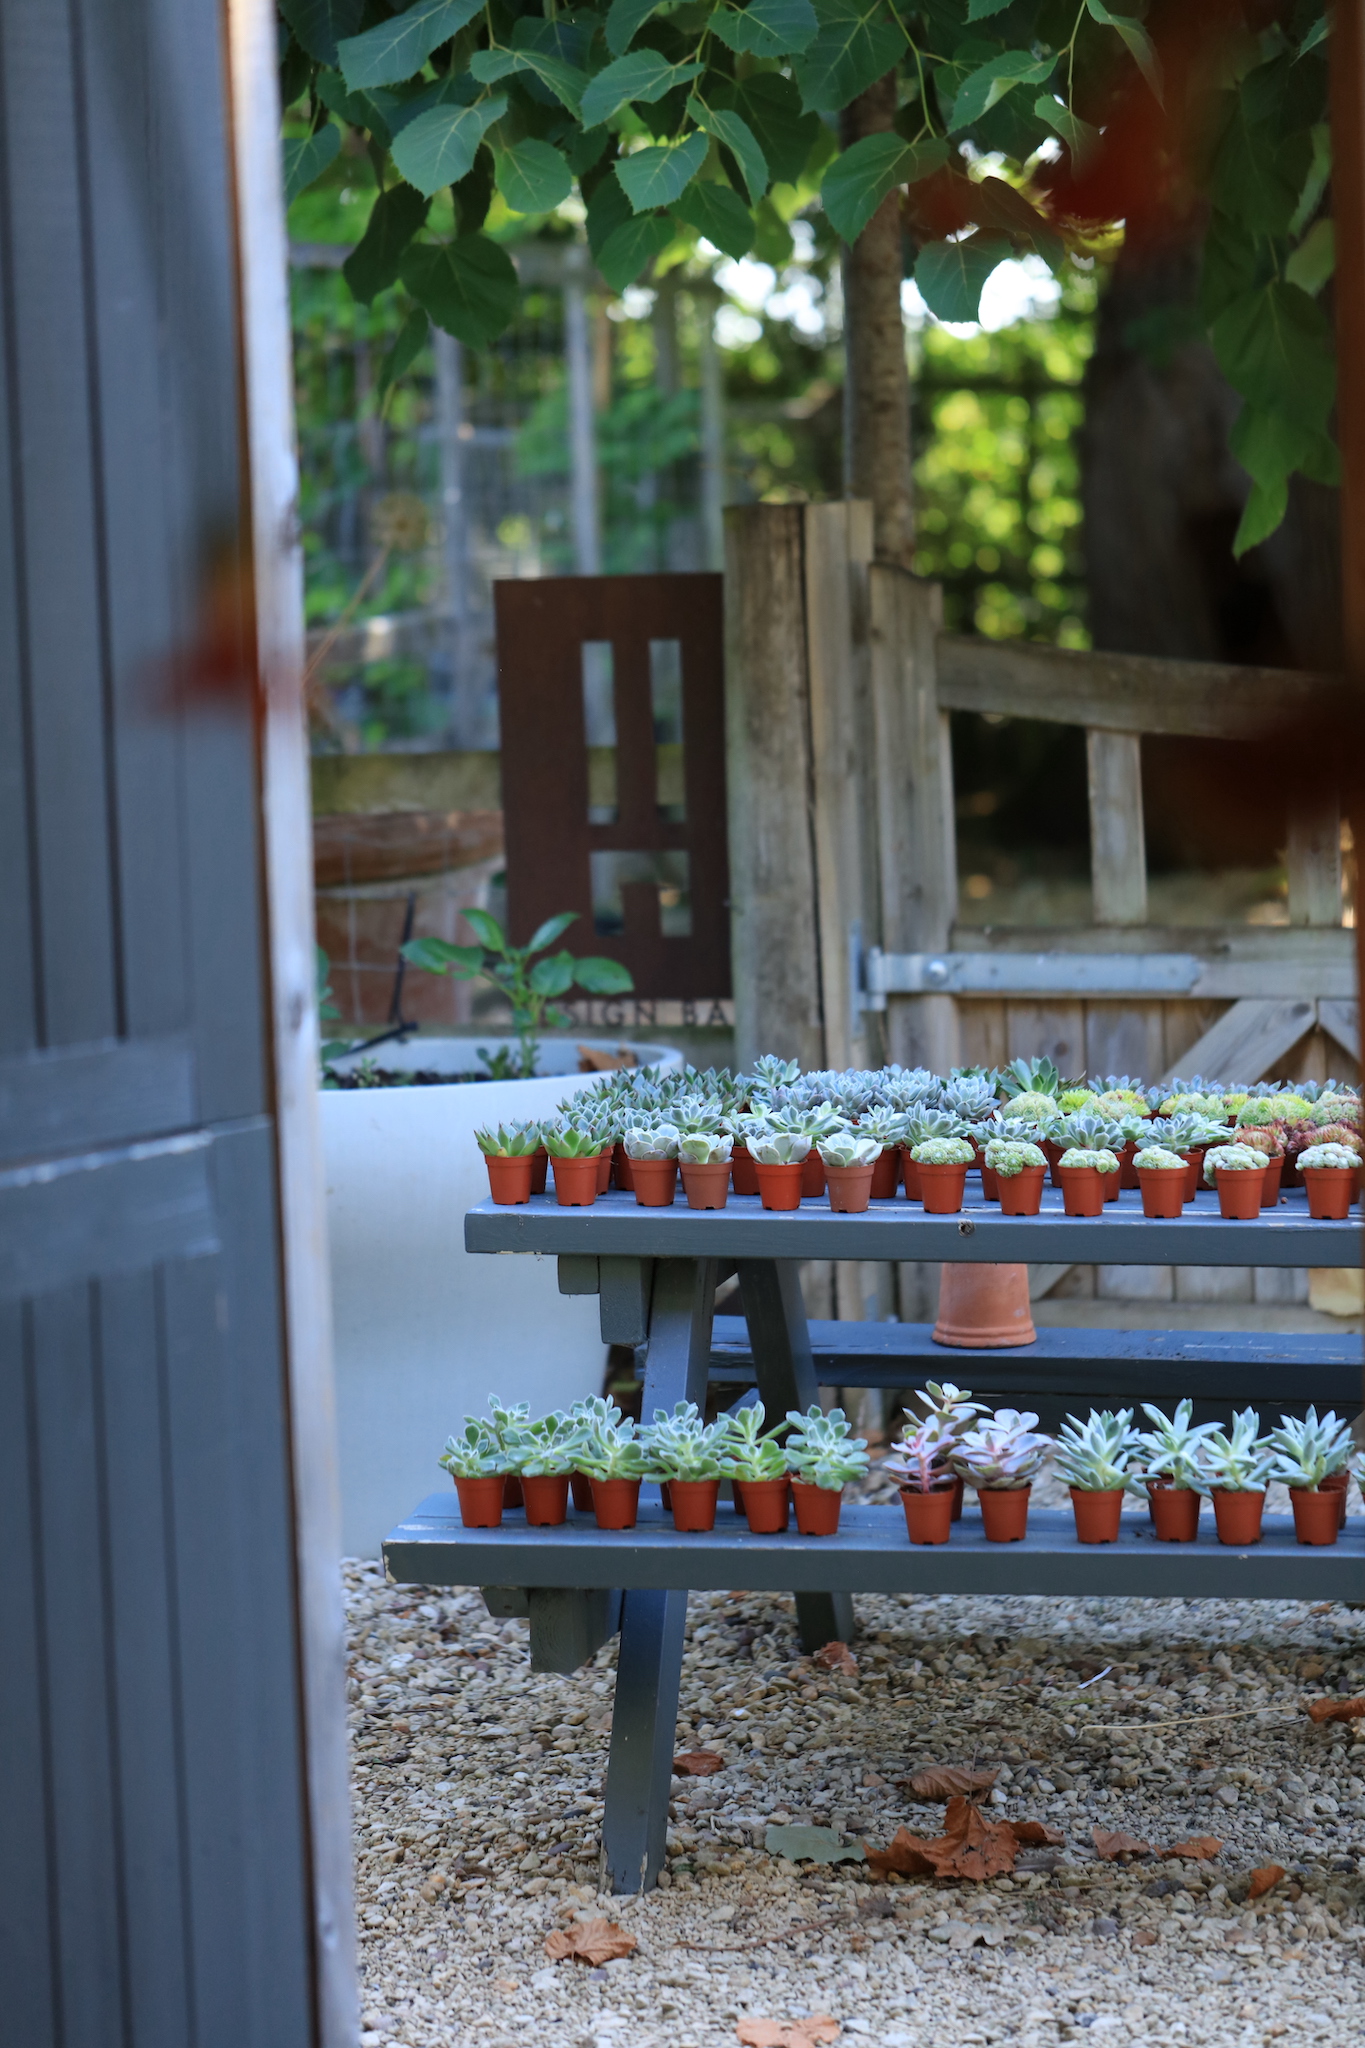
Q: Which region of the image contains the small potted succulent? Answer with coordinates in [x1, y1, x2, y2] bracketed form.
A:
[1198, 1408, 1272, 1546]
[818, 1130, 882, 1213]
[719, 1400, 792, 1531]
[544, 1119, 604, 1207]
[903, 1381, 988, 1521]
[948, 1408, 1052, 1542]
[1054, 1115, 1122, 1199]
[1232, 1108, 1289, 1204]
[678, 1129, 733, 1209]
[1297, 1141, 1359, 1220]
[1264, 1407, 1355, 1545]
[574, 1400, 648, 1529]
[1135, 1400, 1215, 1541]
[1150, 1110, 1231, 1199]
[725, 1110, 761, 1196]
[1202, 1142, 1268, 1219]
[1057, 1145, 1119, 1217]
[885, 1417, 956, 1545]
[1132, 1142, 1188, 1218]
[623, 1121, 680, 1207]
[1053, 1408, 1143, 1543]
[475, 1120, 543, 1205]
[983, 1138, 1047, 1215]
[486, 1394, 531, 1508]
[641, 1401, 729, 1531]
[855, 1106, 907, 1198]
[900, 1109, 967, 1198]
[910, 1133, 975, 1213]
[783, 1404, 869, 1534]
[509, 1410, 585, 1526]
[749, 1128, 812, 1211]
[439, 1419, 505, 1528]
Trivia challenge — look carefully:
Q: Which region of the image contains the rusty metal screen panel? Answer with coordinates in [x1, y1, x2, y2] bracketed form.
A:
[495, 574, 730, 1000]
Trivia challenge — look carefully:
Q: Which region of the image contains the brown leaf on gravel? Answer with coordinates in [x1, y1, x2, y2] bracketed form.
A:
[863, 1827, 936, 1880]
[1092, 1829, 1154, 1861]
[1248, 1865, 1287, 1900]
[543, 1918, 638, 1966]
[1130, 1929, 1159, 1947]
[1010, 1820, 1065, 1846]
[736, 2018, 839, 2048]
[904, 1765, 998, 1800]
[813, 1642, 858, 1676]
[1166, 1837, 1222, 1861]
[1305, 1696, 1365, 1724]
[674, 1750, 725, 1776]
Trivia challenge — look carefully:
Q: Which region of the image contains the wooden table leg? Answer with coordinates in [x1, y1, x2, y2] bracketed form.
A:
[600, 1257, 716, 1892]
[737, 1258, 855, 1653]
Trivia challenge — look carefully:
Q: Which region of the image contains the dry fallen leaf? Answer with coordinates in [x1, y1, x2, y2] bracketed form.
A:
[813, 1642, 858, 1676]
[905, 1765, 998, 1800]
[863, 1827, 936, 1881]
[736, 2016, 839, 2048]
[674, 1750, 725, 1776]
[543, 1918, 638, 1966]
[1010, 1820, 1065, 1846]
[1166, 1837, 1222, 1862]
[1305, 1696, 1365, 1724]
[1130, 1929, 1159, 1947]
[867, 1796, 1019, 1882]
[1248, 1864, 1286, 1900]
[1092, 1829, 1153, 1861]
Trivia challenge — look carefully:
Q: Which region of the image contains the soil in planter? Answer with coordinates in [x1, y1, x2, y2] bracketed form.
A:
[791, 1479, 842, 1535]
[900, 1486, 954, 1544]
[1070, 1487, 1124, 1543]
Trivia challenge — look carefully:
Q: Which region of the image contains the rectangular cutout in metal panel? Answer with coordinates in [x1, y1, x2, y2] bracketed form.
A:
[581, 641, 617, 824]
[590, 850, 692, 939]
[649, 640, 685, 823]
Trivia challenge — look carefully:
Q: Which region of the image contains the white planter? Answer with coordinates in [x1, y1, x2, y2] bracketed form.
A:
[320, 1036, 681, 1556]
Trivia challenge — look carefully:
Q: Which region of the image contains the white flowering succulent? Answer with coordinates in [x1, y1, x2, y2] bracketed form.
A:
[1133, 1144, 1185, 1172]
[911, 1135, 974, 1166]
[1059, 1146, 1119, 1172]
[1297, 1142, 1359, 1171]
[984, 1138, 1046, 1177]
[1202, 1142, 1266, 1182]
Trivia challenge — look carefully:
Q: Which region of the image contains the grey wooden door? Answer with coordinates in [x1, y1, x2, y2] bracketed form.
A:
[0, 1, 337, 2041]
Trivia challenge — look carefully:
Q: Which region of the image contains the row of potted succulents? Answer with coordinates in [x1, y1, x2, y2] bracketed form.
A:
[474, 1057, 1362, 1220]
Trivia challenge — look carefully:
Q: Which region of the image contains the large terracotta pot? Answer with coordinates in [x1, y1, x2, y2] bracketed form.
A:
[522, 1473, 570, 1526]
[1215, 1169, 1262, 1220]
[901, 1486, 955, 1545]
[870, 1146, 900, 1199]
[591, 1476, 642, 1529]
[552, 1155, 600, 1207]
[669, 1478, 720, 1532]
[1150, 1483, 1201, 1541]
[631, 1157, 678, 1207]
[1302, 1166, 1355, 1219]
[918, 1161, 969, 1213]
[932, 1263, 1036, 1348]
[801, 1152, 827, 1198]
[979, 1486, 1031, 1542]
[1211, 1488, 1265, 1545]
[1138, 1166, 1185, 1218]
[454, 1475, 504, 1528]
[740, 1477, 790, 1533]
[731, 1144, 759, 1196]
[681, 1160, 730, 1209]
[485, 1154, 534, 1205]
[826, 1163, 875, 1213]
[791, 1479, 843, 1535]
[756, 1161, 804, 1211]
[1059, 1165, 1104, 1217]
[997, 1165, 1046, 1215]
[1070, 1487, 1124, 1543]
[1290, 1486, 1341, 1545]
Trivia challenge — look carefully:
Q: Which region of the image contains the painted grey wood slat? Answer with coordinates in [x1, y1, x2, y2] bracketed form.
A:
[0, 150, 37, 1059]
[0, 1035, 195, 1164]
[0, 1133, 219, 1300]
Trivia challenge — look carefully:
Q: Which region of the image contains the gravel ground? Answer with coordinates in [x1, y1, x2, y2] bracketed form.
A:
[348, 1487, 1365, 2048]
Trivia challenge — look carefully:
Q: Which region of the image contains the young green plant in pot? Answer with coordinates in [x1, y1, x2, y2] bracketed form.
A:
[1053, 1409, 1144, 1544]
[1264, 1407, 1356, 1545]
[718, 1401, 793, 1532]
[677, 1129, 733, 1210]
[484, 1396, 532, 1509]
[1057, 1145, 1120, 1217]
[1132, 1142, 1188, 1218]
[903, 1381, 989, 1522]
[1203, 1142, 1268, 1220]
[573, 1400, 648, 1530]
[507, 1410, 586, 1527]
[910, 1133, 975, 1214]
[983, 1138, 1047, 1215]
[1296, 1141, 1360, 1220]
[439, 1419, 505, 1529]
[900, 1109, 969, 1198]
[640, 1401, 729, 1531]
[1135, 1401, 1217, 1541]
[818, 1130, 882, 1213]
[543, 1118, 605, 1207]
[854, 1105, 908, 1199]
[948, 1409, 1052, 1543]
[783, 1405, 870, 1535]
[885, 1417, 957, 1545]
[1198, 1408, 1273, 1546]
[474, 1120, 542, 1205]
[748, 1126, 813, 1211]
[622, 1120, 680, 1208]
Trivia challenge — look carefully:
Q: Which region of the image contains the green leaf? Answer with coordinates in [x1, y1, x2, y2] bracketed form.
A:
[597, 210, 674, 290]
[822, 134, 947, 243]
[574, 956, 634, 994]
[914, 232, 1013, 323]
[616, 131, 709, 212]
[671, 179, 755, 258]
[605, 0, 665, 56]
[1032, 93, 1101, 166]
[528, 952, 576, 997]
[1211, 279, 1336, 434]
[967, 0, 1014, 14]
[470, 47, 587, 114]
[462, 907, 510, 952]
[314, 67, 397, 147]
[392, 97, 507, 197]
[283, 122, 341, 205]
[949, 50, 1054, 133]
[1289, 121, 1331, 237]
[343, 182, 431, 302]
[527, 912, 579, 952]
[495, 138, 572, 214]
[280, 0, 363, 69]
[968, 172, 1065, 269]
[401, 936, 485, 975]
[1232, 477, 1288, 557]
[688, 100, 769, 201]
[399, 234, 520, 347]
[587, 171, 635, 257]
[1230, 402, 1340, 499]
[1210, 96, 1300, 237]
[1285, 217, 1335, 295]
[1085, 0, 1162, 104]
[794, 0, 906, 117]
[1298, 15, 1328, 56]
[732, 71, 822, 184]
[580, 52, 704, 131]
[338, 0, 483, 89]
[710, 0, 819, 59]
[377, 307, 430, 402]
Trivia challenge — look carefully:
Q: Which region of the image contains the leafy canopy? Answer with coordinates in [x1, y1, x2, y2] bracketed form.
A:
[280, 1, 1335, 548]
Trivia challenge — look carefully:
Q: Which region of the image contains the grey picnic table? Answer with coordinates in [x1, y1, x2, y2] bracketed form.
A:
[383, 1185, 1364, 1893]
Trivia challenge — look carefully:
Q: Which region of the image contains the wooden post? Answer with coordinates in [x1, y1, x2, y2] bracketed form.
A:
[1086, 730, 1147, 925]
[1286, 781, 1343, 926]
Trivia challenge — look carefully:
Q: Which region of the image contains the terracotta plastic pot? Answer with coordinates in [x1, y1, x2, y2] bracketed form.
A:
[1259, 1153, 1285, 1207]
[669, 1478, 720, 1532]
[1042, 1138, 1064, 1188]
[997, 1165, 1046, 1216]
[932, 1262, 1036, 1347]
[731, 1144, 759, 1196]
[595, 1146, 613, 1194]
[980, 1161, 1000, 1201]
[951, 1472, 965, 1523]
[1100, 1165, 1120, 1203]
[1138, 1166, 1186, 1218]
[1211, 1488, 1265, 1546]
[1290, 1486, 1342, 1545]
[1215, 1169, 1262, 1220]
[502, 1474, 524, 1509]
[570, 1471, 594, 1512]
[681, 1160, 731, 1209]
[612, 1143, 635, 1192]
[741, 1476, 791, 1533]
[755, 1161, 804, 1211]
[1302, 1166, 1355, 1220]
[801, 1152, 827, 1198]
[870, 1146, 900, 1199]
[1059, 1165, 1104, 1217]
[900, 1485, 955, 1545]
[1119, 1138, 1141, 1191]
[901, 1152, 922, 1201]
[591, 1476, 642, 1530]
[454, 1475, 504, 1528]
[918, 1161, 969, 1214]
[659, 1481, 672, 1511]
[632, 1157, 678, 1207]
[792, 1478, 843, 1535]
[1179, 1148, 1205, 1202]
[484, 1153, 535, 1205]
[979, 1485, 1030, 1542]
[522, 1473, 570, 1527]
[1070, 1487, 1124, 1544]
[552, 1155, 599, 1207]
[731, 1478, 746, 1516]
[530, 1146, 549, 1195]
[1150, 1483, 1201, 1542]
[826, 1163, 875, 1213]
[1322, 1467, 1351, 1529]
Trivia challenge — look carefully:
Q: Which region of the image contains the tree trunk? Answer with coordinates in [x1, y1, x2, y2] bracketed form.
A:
[841, 75, 914, 567]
